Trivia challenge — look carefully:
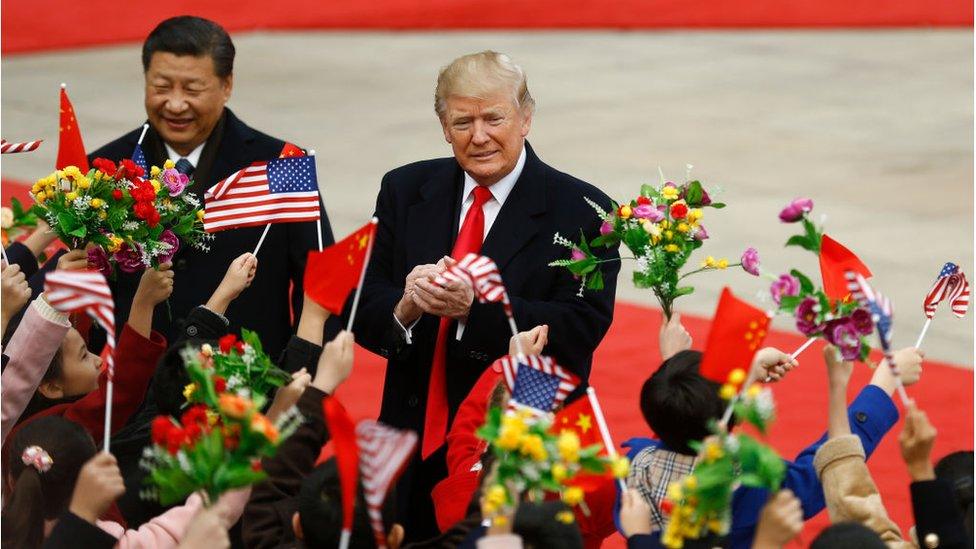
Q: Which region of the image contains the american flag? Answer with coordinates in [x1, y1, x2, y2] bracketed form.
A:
[44, 270, 116, 378]
[494, 354, 580, 418]
[846, 270, 893, 351]
[131, 143, 148, 173]
[203, 156, 320, 232]
[434, 253, 512, 315]
[1, 138, 42, 154]
[356, 420, 417, 549]
[923, 262, 970, 319]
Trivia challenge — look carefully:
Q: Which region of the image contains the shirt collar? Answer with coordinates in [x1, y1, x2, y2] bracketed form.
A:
[164, 142, 206, 167]
[461, 146, 527, 207]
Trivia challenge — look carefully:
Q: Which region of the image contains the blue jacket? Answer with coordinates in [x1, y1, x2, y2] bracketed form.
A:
[621, 384, 899, 549]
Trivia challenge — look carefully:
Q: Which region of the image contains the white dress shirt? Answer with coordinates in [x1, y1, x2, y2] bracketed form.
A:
[397, 146, 527, 343]
[164, 142, 205, 168]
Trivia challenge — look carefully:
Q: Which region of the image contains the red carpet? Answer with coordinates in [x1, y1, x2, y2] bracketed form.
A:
[2, 0, 972, 54]
[2, 178, 971, 545]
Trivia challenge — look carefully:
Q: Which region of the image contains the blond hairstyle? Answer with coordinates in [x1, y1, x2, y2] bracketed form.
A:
[434, 50, 535, 119]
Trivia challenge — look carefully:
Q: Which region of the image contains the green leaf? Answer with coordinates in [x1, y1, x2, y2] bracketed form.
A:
[673, 286, 695, 297]
[589, 233, 620, 248]
[565, 257, 596, 276]
[685, 181, 704, 206]
[778, 295, 803, 311]
[709, 202, 726, 209]
[68, 225, 87, 238]
[858, 340, 872, 362]
[640, 184, 659, 199]
[587, 269, 604, 291]
[790, 269, 815, 294]
[784, 235, 811, 250]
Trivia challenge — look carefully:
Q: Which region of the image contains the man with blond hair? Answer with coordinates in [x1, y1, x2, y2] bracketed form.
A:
[353, 50, 619, 539]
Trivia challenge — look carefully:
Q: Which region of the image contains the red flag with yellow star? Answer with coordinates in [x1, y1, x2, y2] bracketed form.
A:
[304, 220, 377, 315]
[552, 396, 613, 493]
[57, 86, 89, 172]
[279, 142, 304, 158]
[698, 287, 769, 386]
[819, 234, 872, 302]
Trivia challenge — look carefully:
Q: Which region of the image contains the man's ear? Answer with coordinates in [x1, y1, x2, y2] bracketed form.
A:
[291, 512, 303, 540]
[221, 74, 234, 103]
[388, 523, 405, 549]
[440, 119, 453, 144]
[37, 380, 64, 400]
[519, 109, 533, 138]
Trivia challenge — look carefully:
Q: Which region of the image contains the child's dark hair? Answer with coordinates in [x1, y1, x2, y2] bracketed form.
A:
[810, 521, 887, 548]
[513, 501, 583, 549]
[298, 457, 397, 548]
[935, 450, 974, 536]
[639, 350, 729, 455]
[1, 417, 97, 548]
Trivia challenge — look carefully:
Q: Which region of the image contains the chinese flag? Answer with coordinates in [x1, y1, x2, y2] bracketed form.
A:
[819, 234, 872, 302]
[318, 396, 358, 536]
[698, 287, 769, 385]
[553, 396, 611, 490]
[279, 142, 304, 158]
[304, 220, 377, 315]
[56, 86, 89, 172]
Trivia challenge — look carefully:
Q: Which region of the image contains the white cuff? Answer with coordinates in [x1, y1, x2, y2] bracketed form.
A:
[394, 313, 420, 345]
[32, 293, 71, 327]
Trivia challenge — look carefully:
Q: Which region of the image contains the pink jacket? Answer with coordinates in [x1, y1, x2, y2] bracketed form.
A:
[96, 488, 250, 548]
[1, 295, 70, 443]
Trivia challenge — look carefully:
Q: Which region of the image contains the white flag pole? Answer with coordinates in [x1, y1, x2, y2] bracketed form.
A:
[308, 149, 324, 252]
[586, 387, 627, 493]
[136, 123, 149, 146]
[914, 318, 933, 349]
[790, 337, 817, 360]
[346, 218, 379, 332]
[103, 381, 114, 452]
[252, 224, 272, 255]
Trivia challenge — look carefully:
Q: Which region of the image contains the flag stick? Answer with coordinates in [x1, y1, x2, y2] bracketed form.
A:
[308, 149, 323, 252]
[586, 387, 627, 493]
[1, 245, 9, 267]
[136, 123, 149, 146]
[346, 218, 379, 332]
[103, 381, 114, 452]
[790, 337, 817, 360]
[253, 224, 272, 255]
[506, 314, 527, 359]
[339, 529, 351, 549]
[914, 318, 932, 349]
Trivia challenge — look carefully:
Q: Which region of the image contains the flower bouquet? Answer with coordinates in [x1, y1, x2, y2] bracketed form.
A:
[180, 330, 293, 406]
[476, 407, 627, 525]
[551, 171, 748, 319]
[29, 158, 211, 277]
[659, 387, 784, 549]
[141, 349, 300, 506]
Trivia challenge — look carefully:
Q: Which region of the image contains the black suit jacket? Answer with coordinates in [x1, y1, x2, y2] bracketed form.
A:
[353, 142, 620, 438]
[87, 108, 335, 358]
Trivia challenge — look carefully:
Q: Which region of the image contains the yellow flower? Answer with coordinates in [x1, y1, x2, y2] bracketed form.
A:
[164, 159, 176, 169]
[65, 191, 78, 201]
[707, 518, 724, 533]
[557, 430, 581, 463]
[747, 384, 762, 398]
[106, 235, 123, 253]
[701, 256, 715, 268]
[491, 515, 508, 527]
[727, 368, 746, 385]
[717, 259, 729, 269]
[196, 210, 205, 221]
[555, 510, 575, 524]
[497, 414, 527, 450]
[63, 166, 82, 179]
[89, 198, 103, 208]
[676, 222, 690, 234]
[683, 476, 697, 490]
[611, 456, 630, 478]
[150, 165, 161, 177]
[561, 486, 584, 506]
[151, 180, 162, 193]
[687, 208, 703, 223]
[618, 205, 632, 220]
[704, 441, 725, 463]
[98, 210, 108, 220]
[667, 483, 683, 501]
[552, 463, 568, 482]
[183, 383, 197, 400]
[35, 190, 46, 201]
[664, 244, 680, 253]
[31, 182, 42, 193]
[76, 177, 91, 189]
[659, 219, 671, 230]
[519, 434, 548, 461]
[486, 484, 506, 508]
[661, 186, 680, 201]
[719, 384, 737, 400]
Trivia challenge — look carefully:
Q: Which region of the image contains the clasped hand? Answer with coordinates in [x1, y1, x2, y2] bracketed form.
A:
[395, 256, 475, 324]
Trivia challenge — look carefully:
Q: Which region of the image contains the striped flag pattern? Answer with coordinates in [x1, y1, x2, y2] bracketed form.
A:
[922, 262, 969, 319]
[494, 354, 580, 418]
[846, 270, 893, 350]
[1, 138, 42, 154]
[434, 253, 512, 315]
[203, 156, 320, 232]
[356, 420, 417, 549]
[44, 270, 116, 378]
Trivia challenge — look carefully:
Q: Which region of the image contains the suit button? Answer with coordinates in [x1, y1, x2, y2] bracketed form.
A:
[187, 326, 198, 337]
[176, 259, 188, 270]
[407, 395, 419, 408]
[469, 351, 480, 360]
[855, 411, 868, 423]
[924, 533, 940, 548]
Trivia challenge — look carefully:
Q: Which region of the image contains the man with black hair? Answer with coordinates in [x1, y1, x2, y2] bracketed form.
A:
[88, 15, 335, 359]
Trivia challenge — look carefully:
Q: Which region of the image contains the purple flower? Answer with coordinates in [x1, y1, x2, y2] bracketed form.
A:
[693, 225, 709, 240]
[769, 274, 801, 304]
[778, 198, 814, 223]
[741, 247, 761, 276]
[633, 204, 664, 222]
[157, 229, 180, 264]
[794, 297, 822, 336]
[570, 248, 586, 261]
[599, 220, 613, 236]
[850, 308, 874, 335]
[699, 188, 712, 206]
[87, 246, 112, 278]
[824, 318, 861, 360]
[162, 168, 189, 197]
[114, 243, 146, 274]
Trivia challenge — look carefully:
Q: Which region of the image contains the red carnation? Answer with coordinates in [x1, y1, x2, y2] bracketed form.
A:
[120, 158, 145, 179]
[133, 202, 160, 227]
[636, 196, 652, 206]
[213, 375, 227, 393]
[659, 499, 674, 515]
[92, 157, 117, 176]
[112, 189, 123, 201]
[181, 404, 209, 427]
[219, 334, 238, 354]
[130, 180, 156, 203]
[151, 416, 174, 445]
[251, 460, 263, 473]
[184, 422, 202, 442]
[165, 427, 187, 455]
[670, 202, 689, 220]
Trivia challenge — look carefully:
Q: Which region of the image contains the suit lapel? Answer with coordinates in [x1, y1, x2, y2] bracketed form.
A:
[406, 162, 462, 269]
[480, 143, 547, 271]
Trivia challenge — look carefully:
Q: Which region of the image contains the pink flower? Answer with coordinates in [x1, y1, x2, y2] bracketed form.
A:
[570, 248, 586, 261]
[778, 198, 814, 223]
[162, 168, 189, 197]
[740, 247, 760, 276]
[633, 204, 664, 222]
[599, 221, 613, 236]
[770, 274, 800, 304]
[849, 308, 874, 335]
[114, 243, 146, 274]
[157, 229, 180, 264]
[693, 225, 709, 240]
[824, 318, 861, 360]
[794, 297, 822, 336]
[87, 247, 112, 278]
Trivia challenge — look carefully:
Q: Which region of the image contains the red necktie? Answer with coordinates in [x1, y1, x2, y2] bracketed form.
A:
[421, 185, 493, 458]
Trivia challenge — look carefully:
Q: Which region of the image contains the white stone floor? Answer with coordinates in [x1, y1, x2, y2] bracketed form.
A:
[2, 30, 972, 365]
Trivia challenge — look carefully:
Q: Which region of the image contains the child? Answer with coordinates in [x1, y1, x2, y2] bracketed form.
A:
[623, 330, 924, 548]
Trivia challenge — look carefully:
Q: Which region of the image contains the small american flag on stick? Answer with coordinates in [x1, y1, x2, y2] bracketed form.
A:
[923, 262, 970, 319]
[494, 354, 580, 418]
[846, 270, 910, 404]
[204, 156, 320, 232]
[356, 420, 417, 549]
[1, 138, 43, 154]
[434, 253, 511, 314]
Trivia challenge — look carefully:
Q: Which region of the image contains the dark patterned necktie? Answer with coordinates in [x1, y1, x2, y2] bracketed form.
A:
[175, 157, 194, 177]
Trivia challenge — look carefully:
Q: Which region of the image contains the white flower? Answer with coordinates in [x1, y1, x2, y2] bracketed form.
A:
[635, 255, 649, 274]
[754, 388, 776, 420]
[724, 434, 740, 453]
[0, 207, 13, 229]
[552, 232, 575, 248]
[176, 451, 192, 473]
[123, 221, 140, 232]
[72, 197, 90, 211]
[583, 196, 609, 217]
[242, 344, 257, 366]
[182, 194, 200, 207]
